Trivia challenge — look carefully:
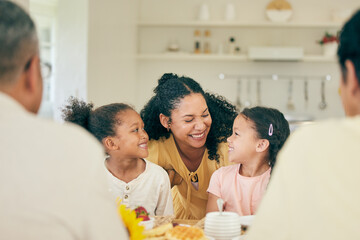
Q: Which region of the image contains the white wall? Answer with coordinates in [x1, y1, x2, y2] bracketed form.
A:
[48, 0, 359, 120]
[136, 0, 360, 120]
[139, 0, 358, 22]
[53, 0, 88, 120]
[87, 0, 138, 109]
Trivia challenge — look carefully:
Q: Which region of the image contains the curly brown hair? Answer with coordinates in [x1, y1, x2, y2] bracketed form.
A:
[62, 97, 132, 142]
[140, 73, 237, 162]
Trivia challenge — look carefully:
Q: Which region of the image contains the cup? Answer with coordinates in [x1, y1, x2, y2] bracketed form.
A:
[204, 212, 241, 240]
[198, 3, 210, 21]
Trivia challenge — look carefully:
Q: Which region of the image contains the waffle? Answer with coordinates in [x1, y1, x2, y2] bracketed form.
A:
[144, 223, 173, 238]
[165, 226, 207, 240]
[144, 237, 166, 240]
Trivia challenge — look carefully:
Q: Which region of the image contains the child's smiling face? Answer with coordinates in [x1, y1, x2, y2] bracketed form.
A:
[111, 109, 149, 159]
[227, 114, 261, 164]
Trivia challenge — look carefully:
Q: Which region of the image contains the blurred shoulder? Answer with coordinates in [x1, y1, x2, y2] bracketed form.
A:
[278, 117, 360, 168]
[44, 119, 102, 149]
[27, 117, 105, 165]
[289, 117, 360, 143]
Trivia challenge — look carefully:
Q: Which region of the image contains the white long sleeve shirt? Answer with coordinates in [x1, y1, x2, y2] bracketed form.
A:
[247, 117, 360, 240]
[0, 93, 128, 240]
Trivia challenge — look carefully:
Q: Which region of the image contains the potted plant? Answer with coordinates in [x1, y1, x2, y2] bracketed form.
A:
[318, 32, 339, 57]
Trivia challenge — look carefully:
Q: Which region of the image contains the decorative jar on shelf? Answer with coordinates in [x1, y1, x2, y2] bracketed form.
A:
[265, 0, 293, 22]
[198, 3, 210, 21]
[317, 32, 339, 57]
[323, 42, 338, 57]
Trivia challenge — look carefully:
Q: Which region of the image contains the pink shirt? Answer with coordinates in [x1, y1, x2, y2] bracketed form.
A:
[207, 164, 271, 216]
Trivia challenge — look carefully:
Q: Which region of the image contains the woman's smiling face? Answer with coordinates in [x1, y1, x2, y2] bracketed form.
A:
[169, 93, 212, 150]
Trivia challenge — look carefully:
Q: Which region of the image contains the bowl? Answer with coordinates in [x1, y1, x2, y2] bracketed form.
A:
[138, 217, 155, 230]
[266, 10, 293, 22]
[239, 215, 255, 226]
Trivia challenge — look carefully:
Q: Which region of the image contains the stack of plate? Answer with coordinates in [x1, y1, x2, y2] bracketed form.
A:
[204, 212, 241, 240]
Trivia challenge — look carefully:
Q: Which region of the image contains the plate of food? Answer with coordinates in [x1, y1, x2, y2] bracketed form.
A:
[143, 223, 207, 240]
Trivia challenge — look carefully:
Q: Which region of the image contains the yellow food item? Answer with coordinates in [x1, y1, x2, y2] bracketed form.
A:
[266, 0, 292, 10]
[144, 237, 167, 240]
[165, 226, 207, 240]
[144, 223, 173, 238]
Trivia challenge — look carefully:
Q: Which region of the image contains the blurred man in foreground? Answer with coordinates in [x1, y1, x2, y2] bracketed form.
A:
[247, 10, 360, 240]
[0, 1, 128, 239]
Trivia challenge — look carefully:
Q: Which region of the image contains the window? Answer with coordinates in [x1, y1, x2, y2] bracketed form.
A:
[30, 0, 57, 118]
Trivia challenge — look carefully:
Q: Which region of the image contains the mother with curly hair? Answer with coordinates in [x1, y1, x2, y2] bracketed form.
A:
[141, 73, 237, 220]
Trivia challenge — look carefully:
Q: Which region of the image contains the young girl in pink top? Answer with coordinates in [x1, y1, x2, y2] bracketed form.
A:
[206, 106, 290, 216]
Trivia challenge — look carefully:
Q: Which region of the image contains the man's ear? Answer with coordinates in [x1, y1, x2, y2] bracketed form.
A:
[345, 60, 360, 97]
[103, 137, 119, 151]
[24, 55, 41, 94]
[159, 113, 170, 129]
[17, 55, 42, 114]
[256, 139, 270, 153]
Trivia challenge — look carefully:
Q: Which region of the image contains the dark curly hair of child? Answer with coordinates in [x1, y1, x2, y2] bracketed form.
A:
[140, 73, 237, 163]
[62, 97, 132, 143]
[241, 106, 290, 171]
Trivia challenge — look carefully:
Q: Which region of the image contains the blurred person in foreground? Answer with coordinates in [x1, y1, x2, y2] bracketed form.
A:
[0, 1, 128, 239]
[247, 10, 360, 240]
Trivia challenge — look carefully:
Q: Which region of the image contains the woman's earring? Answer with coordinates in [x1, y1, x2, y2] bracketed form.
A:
[167, 124, 171, 132]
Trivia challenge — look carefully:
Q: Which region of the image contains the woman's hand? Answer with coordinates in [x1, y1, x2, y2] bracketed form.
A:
[166, 169, 183, 188]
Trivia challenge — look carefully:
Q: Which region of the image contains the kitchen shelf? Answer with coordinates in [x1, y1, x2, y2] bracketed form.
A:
[137, 54, 247, 61]
[302, 55, 337, 62]
[137, 53, 337, 62]
[137, 21, 342, 28]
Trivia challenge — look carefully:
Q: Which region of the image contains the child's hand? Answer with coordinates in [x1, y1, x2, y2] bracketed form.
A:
[167, 169, 183, 188]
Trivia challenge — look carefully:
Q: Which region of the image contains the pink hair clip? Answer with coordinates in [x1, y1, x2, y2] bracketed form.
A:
[268, 124, 273, 136]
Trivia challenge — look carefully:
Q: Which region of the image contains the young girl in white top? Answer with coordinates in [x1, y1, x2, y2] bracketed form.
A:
[206, 106, 290, 216]
[63, 98, 173, 216]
